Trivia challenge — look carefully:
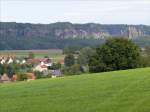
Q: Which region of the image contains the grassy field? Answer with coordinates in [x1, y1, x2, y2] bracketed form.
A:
[0, 67, 150, 112]
[0, 49, 64, 62]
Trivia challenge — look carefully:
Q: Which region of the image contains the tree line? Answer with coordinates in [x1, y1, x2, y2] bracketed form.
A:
[63, 38, 150, 75]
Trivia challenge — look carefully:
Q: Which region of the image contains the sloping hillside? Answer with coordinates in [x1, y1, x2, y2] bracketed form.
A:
[0, 67, 150, 112]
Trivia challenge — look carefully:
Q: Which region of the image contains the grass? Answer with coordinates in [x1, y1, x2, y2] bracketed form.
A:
[0, 49, 64, 62]
[0, 67, 150, 112]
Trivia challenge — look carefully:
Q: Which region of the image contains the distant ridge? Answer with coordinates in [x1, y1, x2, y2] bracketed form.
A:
[0, 22, 150, 50]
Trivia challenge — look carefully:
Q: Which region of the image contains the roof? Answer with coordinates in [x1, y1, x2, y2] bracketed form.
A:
[27, 58, 51, 65]
[0, 74, 10, 81]
[52, 70, 62, 76]
[59, 59, 64, 64]
[40, 65, 47, 68]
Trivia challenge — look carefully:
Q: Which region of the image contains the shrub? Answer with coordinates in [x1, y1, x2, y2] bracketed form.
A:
[62, 64, 82, 75]
[34, 71, 43, 79]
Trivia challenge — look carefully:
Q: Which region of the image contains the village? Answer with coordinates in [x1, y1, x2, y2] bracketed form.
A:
[0, 53, 64, 83]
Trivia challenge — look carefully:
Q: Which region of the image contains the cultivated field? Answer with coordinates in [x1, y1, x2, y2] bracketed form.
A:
[0, 49, 64, 62]
[0, 67, 150, 112]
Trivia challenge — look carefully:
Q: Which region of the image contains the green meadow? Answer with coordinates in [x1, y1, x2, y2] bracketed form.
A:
[0, 67, 150, 112]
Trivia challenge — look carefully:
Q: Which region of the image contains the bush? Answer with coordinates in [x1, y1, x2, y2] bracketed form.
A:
[62, 64, 82, 75]
[34, 71, 52, 79]
[34, 71, 43, 79]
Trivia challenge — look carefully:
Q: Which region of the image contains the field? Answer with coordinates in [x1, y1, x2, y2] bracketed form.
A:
[0, 49, 64, 62]
[0, 67, 150, 112]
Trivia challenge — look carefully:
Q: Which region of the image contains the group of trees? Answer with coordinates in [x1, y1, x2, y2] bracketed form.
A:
[63, 54, 80, 75]
[63, 38, 150, 75]
[89, 38, 142, 72]
[63, 47, 95, 75]
[142, 45, 150, 66]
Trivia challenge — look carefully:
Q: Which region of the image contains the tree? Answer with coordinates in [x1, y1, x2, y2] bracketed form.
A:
[0, 64, 4, 74]
[141, 45, 150, 67]
[77, 47, 95, 66]
[63, 46, 81, 55]
[6, 64, 14, 78]
[64, 54, 75, 67]
[34, 71, 43, 79]
[144, 46, 150, 57]
[89, 38, 141, 73]
[62, 64, 82, 75]
[63, 46, 73, 54]
[48, 63, 61, 70]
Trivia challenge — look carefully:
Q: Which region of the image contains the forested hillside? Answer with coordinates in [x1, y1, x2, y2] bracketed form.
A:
[0, 22, 150, 49]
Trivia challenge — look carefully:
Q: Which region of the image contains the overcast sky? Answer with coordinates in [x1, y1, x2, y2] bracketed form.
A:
[0, 0, 150, 25]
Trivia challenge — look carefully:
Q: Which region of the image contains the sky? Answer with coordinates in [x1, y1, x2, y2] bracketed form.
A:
[0, 0, 150, 25]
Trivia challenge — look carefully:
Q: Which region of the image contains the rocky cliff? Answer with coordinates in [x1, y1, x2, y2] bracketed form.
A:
[0, 22, 150, 49]
[0, 22, 150, 39]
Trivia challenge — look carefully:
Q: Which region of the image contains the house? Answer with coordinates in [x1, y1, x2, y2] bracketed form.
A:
[21, 59, 26, 64]
[33, 64, 48, 72]
[27, 58, 52, 66]
[7, 57, 13, 64]
[51, 70, 62, 78]
[16, 59, 20, 64]
[59, 59, 64, 65]
[0, 74, 10, 83]
[39, 58, 52, 67]
[26, 58, 40, 65]
[0, 58, 6, 64]
[11, 74, 17, 82]
[31, 58, 52, 72]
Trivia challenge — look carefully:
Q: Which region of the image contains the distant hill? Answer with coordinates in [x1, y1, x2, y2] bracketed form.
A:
[0, 22, 150, 49]
[0, 67, 150, 112]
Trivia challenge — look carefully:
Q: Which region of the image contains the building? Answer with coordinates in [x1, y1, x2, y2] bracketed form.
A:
[32, 58, 52, 72]
[33, 64, 48, 72]
[51, 70, 62, 78]
[0, 74, 10, 83]
[27, 58, 52, 66]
